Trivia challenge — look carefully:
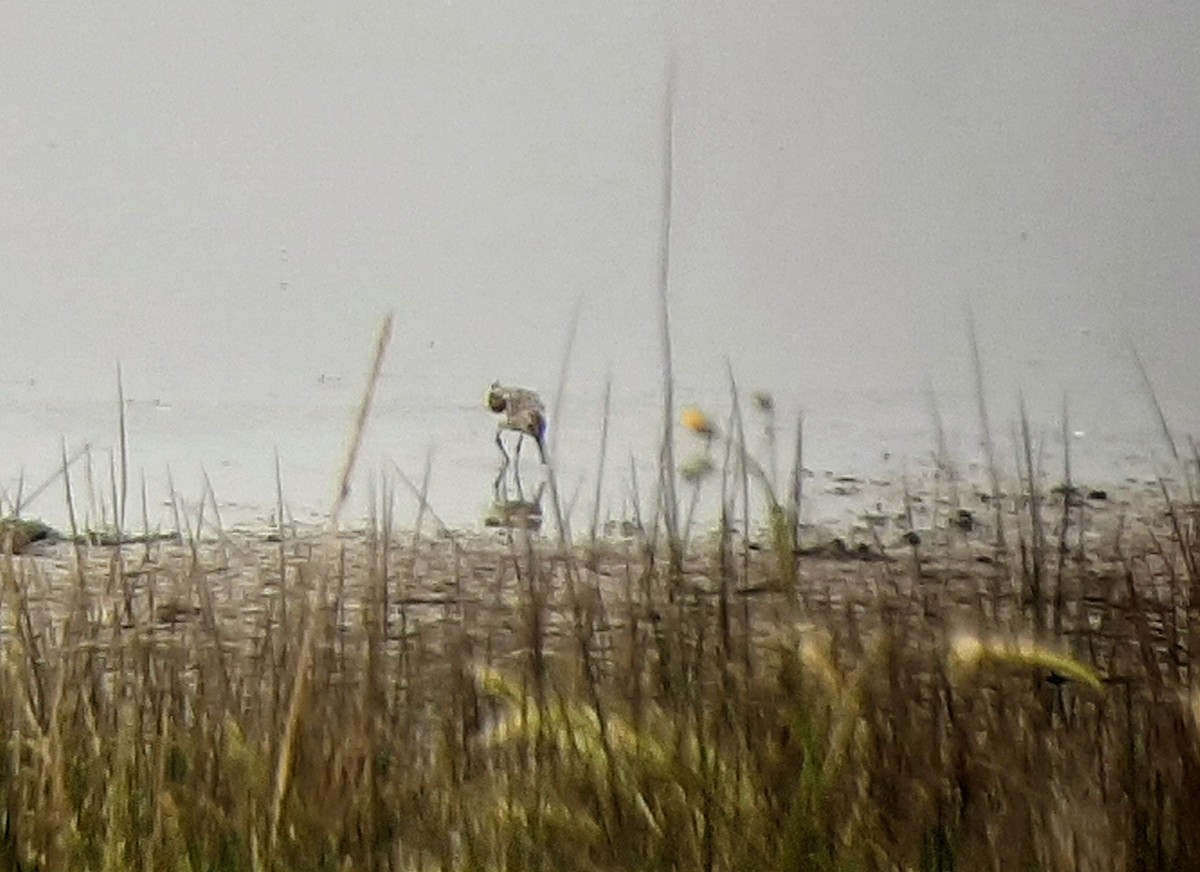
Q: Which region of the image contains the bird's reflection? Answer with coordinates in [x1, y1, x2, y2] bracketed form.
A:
[486, 477, 544, 531]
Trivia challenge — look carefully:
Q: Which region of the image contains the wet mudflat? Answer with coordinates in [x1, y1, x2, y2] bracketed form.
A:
[8, 473, 1182, 654]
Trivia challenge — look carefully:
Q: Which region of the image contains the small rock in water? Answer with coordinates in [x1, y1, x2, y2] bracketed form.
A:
[950, 509, 975, 531]
[156, 601, 202, 624]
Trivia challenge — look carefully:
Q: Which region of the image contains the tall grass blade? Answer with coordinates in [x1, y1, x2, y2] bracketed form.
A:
[967, 308, 1005, 550]
[656, 53, 680, 556]
[330, 312, 394, 531]
[1128, 337, 1181, 465]
[588, 375, 613, 546]
[116, 363, 129, 532]
[268, 312, 395, 863]
[1018, 393, 1045, 630]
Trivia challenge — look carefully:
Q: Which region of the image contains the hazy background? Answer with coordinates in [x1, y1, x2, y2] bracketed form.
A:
[2, 1, 1197, 531]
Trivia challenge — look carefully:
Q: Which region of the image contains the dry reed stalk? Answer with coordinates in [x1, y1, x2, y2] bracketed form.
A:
[1128, 339, 1182, 469]
[116, 363, 129, 533]
[723, 371, 753, 596]
[1054, 396, 1073, 636]
[1127, 345, 1199, 685]
[1, 554, 48, 737]
[789, 412, 804, 556]
[267, 312, 394, 863]
[106, 453, 121, 595]
[412, 447, 433, 546]
[656, 54, 681, 562]
[390, 458, 458, 545]
[967, 310, 1006, 554]
[12, 441, 91, 517]
[925, 381, 960, 520]
[82, 443, 104, 532]
[715, 405, 739, 665]
[587, 376, 613, 548]
[628, 452, 645, 540]
[1018, 395, 1046, 631]
[542, 296, 584, 548]
[201, 468, 231, 563]
[139, 471, 154, 559]
[31, 438, 94, 869]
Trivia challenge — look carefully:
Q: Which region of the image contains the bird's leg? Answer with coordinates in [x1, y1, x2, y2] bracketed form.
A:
[511, 432, 526, 491]
[495, 428, 511, 469]
[493, 465, 509, 504]
[495, 429, 511, 495]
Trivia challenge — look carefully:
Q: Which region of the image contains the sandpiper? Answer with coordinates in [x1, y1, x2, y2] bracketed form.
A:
[486, 381, 547, 468]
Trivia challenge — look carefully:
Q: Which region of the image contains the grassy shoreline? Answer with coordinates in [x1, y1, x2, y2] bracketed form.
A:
[0, 460, 1196, 870]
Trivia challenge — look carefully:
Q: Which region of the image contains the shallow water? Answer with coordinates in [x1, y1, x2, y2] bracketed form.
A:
[2, 1, 1197, 533]
[2, 366, 1191, 537]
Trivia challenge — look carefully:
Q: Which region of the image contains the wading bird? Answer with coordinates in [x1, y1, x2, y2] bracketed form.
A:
[487, 381, 547, 472]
